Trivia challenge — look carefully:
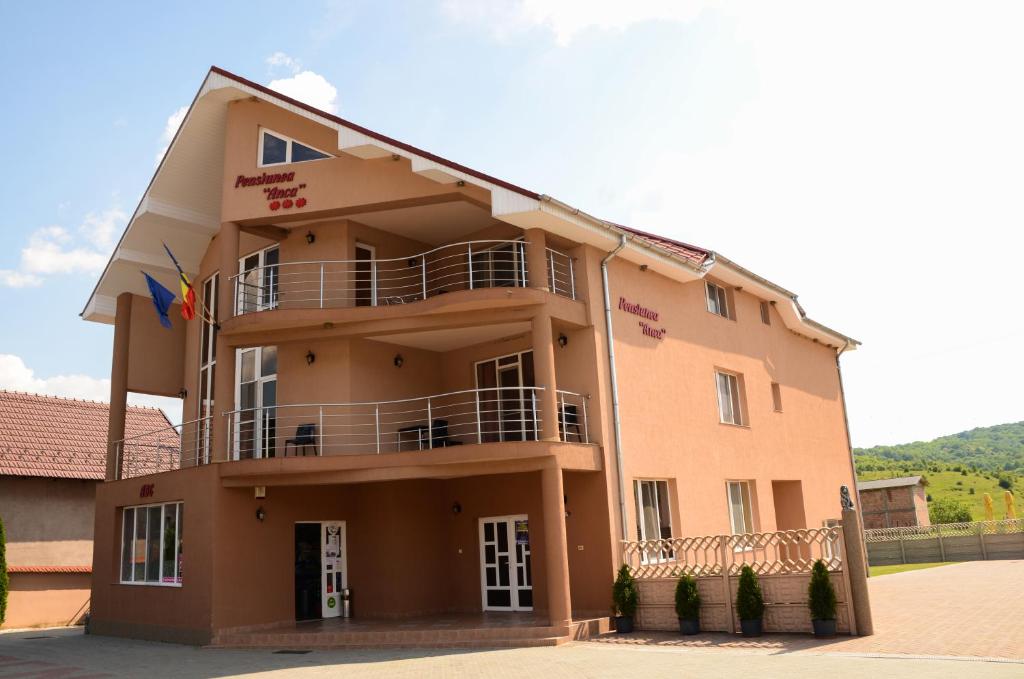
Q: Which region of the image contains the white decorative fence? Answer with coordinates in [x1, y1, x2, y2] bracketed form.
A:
[622, 527, 858, 635]
[864, 519, 1024, 566]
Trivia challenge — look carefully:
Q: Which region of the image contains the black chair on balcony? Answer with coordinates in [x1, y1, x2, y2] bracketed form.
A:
[558, 404, 583, 443]
[430, 419, 463, 448]
[285, 423, 318, 457]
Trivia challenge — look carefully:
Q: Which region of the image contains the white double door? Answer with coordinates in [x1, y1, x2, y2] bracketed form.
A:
[479, 515, 533, 611]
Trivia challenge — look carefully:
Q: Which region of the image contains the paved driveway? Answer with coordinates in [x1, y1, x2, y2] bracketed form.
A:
[592, 559, 1024, 661]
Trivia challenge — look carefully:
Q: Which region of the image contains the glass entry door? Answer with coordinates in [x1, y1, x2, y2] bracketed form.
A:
[479, 515, 532, 611]
[238, 246, 279, 314]
[320, 521, 346, 618]
[234, 346, 277, 459]
[475, 351, 536, 443]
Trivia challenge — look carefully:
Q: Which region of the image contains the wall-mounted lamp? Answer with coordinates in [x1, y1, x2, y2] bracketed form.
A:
[639, 264, 648, 272]
[305, 230, 316, 245]
[456, 180, 466, 187]
[393, 354, 404, 368]
[255, 506, 266, 522]
[557, 333, 568, 348]
[391, 153, 401, 161]
[177, 388, 188, 399]
[306, 350, 316, 365]
[451, 501, 462, 515]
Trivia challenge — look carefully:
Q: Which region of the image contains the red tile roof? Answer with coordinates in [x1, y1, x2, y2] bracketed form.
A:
[608, 222, 711, 266]
[0, 391, 174, 480]
[7, 565, 92, 574]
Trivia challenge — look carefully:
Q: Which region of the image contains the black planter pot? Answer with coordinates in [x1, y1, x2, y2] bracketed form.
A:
[739, 619, 763, 637]
[811, 618, 837, 639]
[614, 616, 635, 634]
[678, 617, 700, 635]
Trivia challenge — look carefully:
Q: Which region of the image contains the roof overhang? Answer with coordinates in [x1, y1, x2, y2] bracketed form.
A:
[82, 66, 858, 351]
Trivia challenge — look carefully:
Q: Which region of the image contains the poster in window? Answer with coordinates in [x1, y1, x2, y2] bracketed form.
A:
[515, 519, 529, 545]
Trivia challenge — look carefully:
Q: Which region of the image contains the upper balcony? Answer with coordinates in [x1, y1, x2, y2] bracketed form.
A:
[229, 239, 577, 320]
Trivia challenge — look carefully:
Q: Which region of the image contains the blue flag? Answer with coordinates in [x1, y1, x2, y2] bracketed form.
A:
[143, 272, 176, 329]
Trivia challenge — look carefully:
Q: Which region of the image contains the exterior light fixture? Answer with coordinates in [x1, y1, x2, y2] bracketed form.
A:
[557, 333, 568, 348]
[456, 180, 466, 187]
[391, 153, 401, 161]
[255, 506, 266, 522]
[305, 230, 316, 244]
[394, 354, 404, 368]
[177, 388, 188, 399]
[306, 350, 316, 365]
[639, 264, 648, 272]
[452, 502, 462, 514]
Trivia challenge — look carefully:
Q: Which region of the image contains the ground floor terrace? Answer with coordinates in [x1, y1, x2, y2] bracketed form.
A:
[89, 457, 614, 646]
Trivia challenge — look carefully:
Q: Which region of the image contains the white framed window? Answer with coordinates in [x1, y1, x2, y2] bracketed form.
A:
[771, 382, 783, 412]
[234, 346, 278, 460]
[727, 481, 755, 535]
[196, 274, 218, 464]
[634, 479, 675, 563]
[120, 502, 183, 586]
[238, 245, 279, 314]
[258, 128, 331, 167]
[716, 370, 745, 425]
[706, 281, 731, 319]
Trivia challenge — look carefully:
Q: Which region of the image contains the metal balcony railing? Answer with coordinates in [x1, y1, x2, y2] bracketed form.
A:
[113, 388, 590, 477]
[230, 239, 577, 315]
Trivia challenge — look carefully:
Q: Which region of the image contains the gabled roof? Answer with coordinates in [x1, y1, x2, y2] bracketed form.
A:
[82, 66, 857, 350]
[0, 391, 173, 480]
[857, 476, 924, 491]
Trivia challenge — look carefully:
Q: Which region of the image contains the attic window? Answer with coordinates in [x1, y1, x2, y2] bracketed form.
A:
[259, 129, 331, 167]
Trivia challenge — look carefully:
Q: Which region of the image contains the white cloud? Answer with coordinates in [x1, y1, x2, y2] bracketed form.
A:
[442, 0, 708, 45]
[266, 51, 302, 74]
[267, 71, 339, 114]
[0, 354, 183, 423]
[154, 105, 188, 166]
[0, 207, 126, 287]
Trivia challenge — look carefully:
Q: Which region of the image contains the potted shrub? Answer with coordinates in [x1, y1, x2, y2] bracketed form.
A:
[674, 572, 701, 635]
[735, 565, 765, 637]
[611, 564, 639, 633]
[807, 559, 838, 638]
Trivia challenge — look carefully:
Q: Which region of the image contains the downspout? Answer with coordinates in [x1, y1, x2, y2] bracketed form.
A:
[602, 234, 630, 544]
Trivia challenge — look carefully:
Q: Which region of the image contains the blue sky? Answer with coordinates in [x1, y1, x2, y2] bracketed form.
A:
[1, 1, 1022, 447]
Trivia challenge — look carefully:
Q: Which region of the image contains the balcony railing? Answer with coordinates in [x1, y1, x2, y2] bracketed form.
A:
[113, 388, 590, 477]
[230, 239, 577, 315]
[225, 387, 589, 459]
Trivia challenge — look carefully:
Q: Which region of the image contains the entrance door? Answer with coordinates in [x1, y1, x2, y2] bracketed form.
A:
[234, 346, 277, 459]
[238, 245, 279, 314]
[294, 521, 347, 621]
[479, 515, 532, 611]
[475, 351, 536, 443]
[320, 521, 346, 618]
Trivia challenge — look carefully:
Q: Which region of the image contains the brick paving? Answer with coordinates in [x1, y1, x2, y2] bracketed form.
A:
[590, 559, 1024, 660]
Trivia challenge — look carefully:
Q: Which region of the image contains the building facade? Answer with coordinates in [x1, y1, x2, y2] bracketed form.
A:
[82, 67, 860, 644]
[0, 391, 170, 629]
[857, 476, 930, 529]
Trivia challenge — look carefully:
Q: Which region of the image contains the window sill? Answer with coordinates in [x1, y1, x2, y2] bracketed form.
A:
[117, 581, 183, 588]
[705, 310, 736, 322]
[718, 421, 750, 430]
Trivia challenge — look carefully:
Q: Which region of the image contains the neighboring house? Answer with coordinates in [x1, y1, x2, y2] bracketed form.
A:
[80, 66, 860, 645]
[857, 476, 930, 529]
[0, 391, 172, 629]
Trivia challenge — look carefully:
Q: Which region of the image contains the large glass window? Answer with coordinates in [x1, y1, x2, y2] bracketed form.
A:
[120, 502, 183, 585]
[238, 246, 279, 314]
[727, 481, 755, 535]
[635, 479, 674, 563]
[197, 274, 218, 464]
[235, 346, 278, 459]
[259, 129, 330, 167]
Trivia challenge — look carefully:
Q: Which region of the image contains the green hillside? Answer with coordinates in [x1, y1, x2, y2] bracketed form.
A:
[854, 422, 1022, 522]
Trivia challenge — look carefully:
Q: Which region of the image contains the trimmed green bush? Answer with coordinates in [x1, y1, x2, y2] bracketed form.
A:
[807, 559, 837, 621]
[612, 564, 639, 618]
[674, 573, 700, 621]
[735, 565, 764, 621]
[0, 515, 8, 626]
[929, 496, 972, 524]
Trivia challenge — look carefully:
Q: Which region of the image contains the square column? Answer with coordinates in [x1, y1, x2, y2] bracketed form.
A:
[105, 292, 132, 480]
[211, 222, 239, 461]
[542, 465, 572, 627]
[531, 310, 559, 441]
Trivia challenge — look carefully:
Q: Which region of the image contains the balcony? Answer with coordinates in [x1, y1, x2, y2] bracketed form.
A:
[115, 387, 591, 479]
[230, 240, 576, 317]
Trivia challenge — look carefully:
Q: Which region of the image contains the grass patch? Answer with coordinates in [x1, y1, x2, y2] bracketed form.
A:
[869, 562, 954, 577]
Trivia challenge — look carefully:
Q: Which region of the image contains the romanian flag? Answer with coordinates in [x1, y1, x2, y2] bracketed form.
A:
[163, 243, 196, 321]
